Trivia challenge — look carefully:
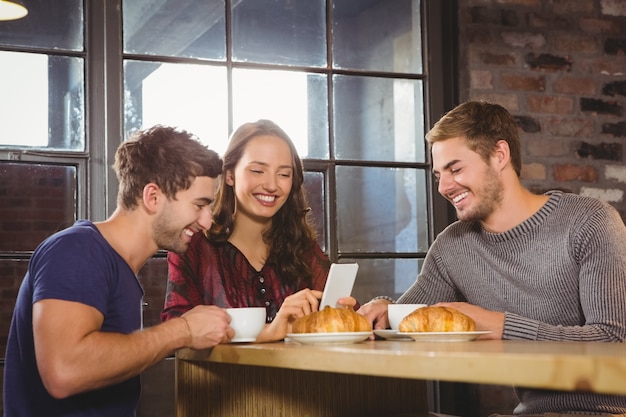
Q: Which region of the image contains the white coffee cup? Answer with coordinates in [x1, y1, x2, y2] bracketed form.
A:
[226, 307, 267, 342]
[388, 304, 427, 330]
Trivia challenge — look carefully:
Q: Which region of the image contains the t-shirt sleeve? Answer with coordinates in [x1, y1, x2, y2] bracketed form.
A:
[30, 231, 112, 315]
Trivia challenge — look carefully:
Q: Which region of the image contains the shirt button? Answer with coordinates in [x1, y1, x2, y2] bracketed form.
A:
[260, 288, 266, 294]
[259, 276, 264, 283]
[265, 301, 270, 306]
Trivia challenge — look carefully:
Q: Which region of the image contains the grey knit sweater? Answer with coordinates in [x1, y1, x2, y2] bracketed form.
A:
[397, 191, 626, 414]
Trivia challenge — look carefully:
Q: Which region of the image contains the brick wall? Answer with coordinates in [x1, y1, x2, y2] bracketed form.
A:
[459, 0, 626, 218]
[454, 1, 626, 415]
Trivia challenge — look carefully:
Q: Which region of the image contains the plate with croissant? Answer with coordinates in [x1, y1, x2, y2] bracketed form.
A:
[396, 305, 491, 342]
[286, 306, 373, 345]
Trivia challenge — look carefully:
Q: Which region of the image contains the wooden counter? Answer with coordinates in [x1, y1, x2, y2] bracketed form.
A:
[175, 339, 626, 416]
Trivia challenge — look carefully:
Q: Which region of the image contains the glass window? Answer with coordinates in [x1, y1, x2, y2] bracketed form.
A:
[232, 69, 329, 159]
[333, 0, 422, 73]
[342, 258, 422, 304]
[121, 0, 433, 307]
[123, 0, 226, 60]
[0, 163, 77, 252]
[124, 60, 229, 153]
[303, 171, 326, 251]
[333, 74, 425, 162]
[0, 0, 85, 150]
[0, 0, 83, 51]
[0, 52, 85, 150]
[231, 0, 326, 67]
[336, 166, 429, 253]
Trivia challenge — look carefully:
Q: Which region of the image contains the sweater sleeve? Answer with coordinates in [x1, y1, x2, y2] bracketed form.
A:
[397, 239, 463, 305]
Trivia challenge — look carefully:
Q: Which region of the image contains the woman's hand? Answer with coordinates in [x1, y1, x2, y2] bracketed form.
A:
[336, 296, 358, 310]
[255, 288, 322, 343]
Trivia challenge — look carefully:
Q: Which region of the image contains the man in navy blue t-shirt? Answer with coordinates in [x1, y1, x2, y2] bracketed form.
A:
[4, 125, 236, 417]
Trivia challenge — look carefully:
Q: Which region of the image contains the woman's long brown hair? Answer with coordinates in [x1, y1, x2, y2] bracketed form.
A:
[208, 119, 318, 287]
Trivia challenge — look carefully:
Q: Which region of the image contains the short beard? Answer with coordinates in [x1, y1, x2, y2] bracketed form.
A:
[152, 207, 188, 254]
[456, 166, 503, 223]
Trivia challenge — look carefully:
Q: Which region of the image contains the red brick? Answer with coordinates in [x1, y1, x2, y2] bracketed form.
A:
[470, 92, 520, 110]
[471, 70, 493, 89]
[553, 77, 597, 95]
[552, 33, 599, 54]
[578, 57, 626, 76]
[480, 52, 517, 66]
[528, 13, 571, 29]
[544, 117, 594, 137]
[551, 0, 594, 15]
[579, 17, 623, 34]
[496, 0, 541, 6]
[502, 32, 546, 49]
[527, 95, 574, 114]
[553, 164, 598, 182]
[521, 162, 547, 180]
[526, 137, 570, 157]
[501, 73, 546, 91]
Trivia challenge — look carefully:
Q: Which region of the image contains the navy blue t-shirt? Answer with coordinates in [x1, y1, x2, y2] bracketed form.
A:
[3, 220, 144, 417]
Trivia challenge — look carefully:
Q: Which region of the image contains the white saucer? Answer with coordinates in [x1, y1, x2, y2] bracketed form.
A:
[285, 332, 371, 345]
[373, 329, 414, 340]
[229, 337, 257, 343]
[402, 331, 491, 342]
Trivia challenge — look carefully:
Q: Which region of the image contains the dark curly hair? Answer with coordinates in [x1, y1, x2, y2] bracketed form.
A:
[113, 125, 222, 209]
[208, 119, 317, 287]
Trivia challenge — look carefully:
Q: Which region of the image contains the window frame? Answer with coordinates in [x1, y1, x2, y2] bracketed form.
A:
[0, 0, 458, 271]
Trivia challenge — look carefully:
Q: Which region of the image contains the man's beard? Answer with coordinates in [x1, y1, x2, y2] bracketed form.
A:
[152, 206, 188, 254]
[455, 167, 503, 223]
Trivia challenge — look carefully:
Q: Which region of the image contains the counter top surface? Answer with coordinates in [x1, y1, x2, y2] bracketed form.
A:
[177, 338, 626, 395]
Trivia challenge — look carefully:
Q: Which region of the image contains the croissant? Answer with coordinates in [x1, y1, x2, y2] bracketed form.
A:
[292, 306, 372, 333]
[398, 306, 476, 332]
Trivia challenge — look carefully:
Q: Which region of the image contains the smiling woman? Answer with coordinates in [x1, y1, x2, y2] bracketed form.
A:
[162, 119, 339, 343]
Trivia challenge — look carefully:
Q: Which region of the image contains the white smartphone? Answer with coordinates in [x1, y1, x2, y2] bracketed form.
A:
[319, 263, 359, 309]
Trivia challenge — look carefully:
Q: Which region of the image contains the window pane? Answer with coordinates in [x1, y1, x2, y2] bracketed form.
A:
[0, 259, 29, 356]
[232, 0, 325, 67]
[333, 74, 425, 162]
[0, 0, 83, 51]
[333, 0, 422, 73]
[123, 0, 226, 60]
[124, 61, 229, 154]
[0, 52, 85, 150]
[342, 258, 422, 305]
[304, 171, 326, 252]
[232, 68, 329, 159]
[336, 166, 428, 253]
[0, 163, 76, 252]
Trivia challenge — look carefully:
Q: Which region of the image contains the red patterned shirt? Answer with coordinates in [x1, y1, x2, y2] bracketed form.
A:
[161, 232, 331, 323]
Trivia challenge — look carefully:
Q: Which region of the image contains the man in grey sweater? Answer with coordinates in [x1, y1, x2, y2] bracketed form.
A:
[359, 101, 626, 416]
